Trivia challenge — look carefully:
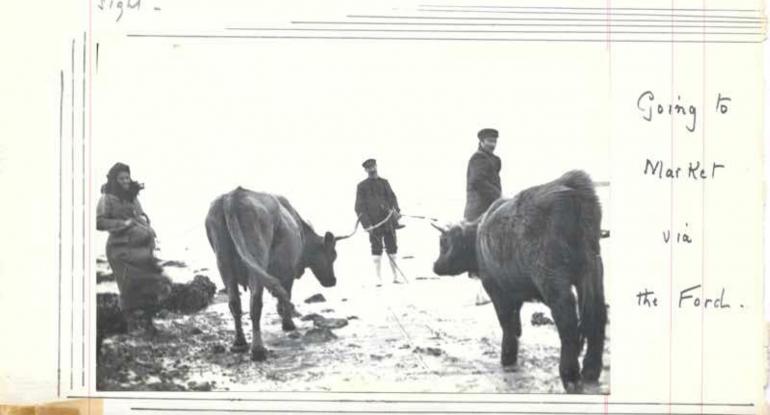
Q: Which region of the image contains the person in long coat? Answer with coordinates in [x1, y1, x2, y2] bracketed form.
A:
[96, 162, 171, 334]
[464, 128, 501, 305]
[464, 128, 502, 221]
[354, 158, 405, 286]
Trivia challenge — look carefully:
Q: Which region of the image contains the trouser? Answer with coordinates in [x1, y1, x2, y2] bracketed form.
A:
[369, 227, 397, 255]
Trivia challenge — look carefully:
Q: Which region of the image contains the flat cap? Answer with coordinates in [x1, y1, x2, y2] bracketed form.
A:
[362, 158, 377, 168]
[477, 128, 499, 140]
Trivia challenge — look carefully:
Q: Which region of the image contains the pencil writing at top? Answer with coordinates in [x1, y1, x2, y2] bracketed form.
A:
[96, 0, 160, 23]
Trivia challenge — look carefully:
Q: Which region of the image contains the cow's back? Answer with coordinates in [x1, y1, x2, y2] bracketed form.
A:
[477, 171, 601, 289]
[206, 188, 305, 286]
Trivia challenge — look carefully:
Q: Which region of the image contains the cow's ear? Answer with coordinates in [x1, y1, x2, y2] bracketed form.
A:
[324, 232, 335, 246]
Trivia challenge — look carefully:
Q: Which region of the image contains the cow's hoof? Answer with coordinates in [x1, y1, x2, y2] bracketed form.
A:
[581, 366, 601, 382]
[231, 342, 248, 353]
[563, 381, 583, 394]
[251, 346, 268, 362]
[282, 320, 297, 332]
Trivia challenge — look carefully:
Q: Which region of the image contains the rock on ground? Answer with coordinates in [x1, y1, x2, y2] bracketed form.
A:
[303, 327, 337, 343]
[96, 293, 127, 354]
[163, 275, 217, 314]
[531, 312, 554, 326]
[304, 294, 326, 304]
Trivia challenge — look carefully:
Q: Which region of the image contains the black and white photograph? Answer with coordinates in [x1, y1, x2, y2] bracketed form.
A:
[3, 0, 769, 412]
[6, 0, 770, 415]
[92, 3, 612, 394]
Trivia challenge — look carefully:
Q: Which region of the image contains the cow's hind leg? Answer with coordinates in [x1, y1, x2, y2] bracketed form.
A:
[276, 278, 296, 332]
[482, 279, 522, 367]
[580, 256, 607, 382]
[248, 281, 268, 361]
[227, 283, 248, 353]
[542, 277, 582, 393]
[208, 212, 248, 353]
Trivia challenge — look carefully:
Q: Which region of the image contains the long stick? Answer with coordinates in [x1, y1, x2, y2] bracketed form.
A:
[387, 254, 410, 284]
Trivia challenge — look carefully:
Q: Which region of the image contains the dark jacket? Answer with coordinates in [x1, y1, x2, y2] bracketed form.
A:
[355, 177, 400, 229]
[464, 147, 502, 221]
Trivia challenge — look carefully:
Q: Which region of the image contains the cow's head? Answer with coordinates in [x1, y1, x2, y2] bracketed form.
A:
[305, 231, 338, 287]
[432, 222, 478, 276]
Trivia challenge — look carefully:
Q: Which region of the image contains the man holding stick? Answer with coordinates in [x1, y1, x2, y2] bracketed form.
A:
[464, 128, 502, 305]
[355, 158, 406, 286]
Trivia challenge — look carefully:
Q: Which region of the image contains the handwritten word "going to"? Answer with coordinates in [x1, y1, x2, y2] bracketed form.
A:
[636, 91, 732, 133]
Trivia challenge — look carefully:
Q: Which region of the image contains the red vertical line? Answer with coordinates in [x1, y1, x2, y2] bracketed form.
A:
[70, 37, 75, 392]
[604, 395, 609, 415]
[669, 1, 675, 414]
[88, 0, 94, 393]
[700, 1, 706, 413]
[57, 69, 64, 398]
[81, 31, 87, 389]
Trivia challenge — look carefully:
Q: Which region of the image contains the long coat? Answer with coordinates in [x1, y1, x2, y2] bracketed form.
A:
[97, 193, 171, 313]
[464, 147, 502, 221]
[355, 177, 400, 230]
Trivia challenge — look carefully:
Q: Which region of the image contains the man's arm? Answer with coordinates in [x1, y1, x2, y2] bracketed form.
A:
[384, 180, 400, 212]
[354, 184, 372, 227]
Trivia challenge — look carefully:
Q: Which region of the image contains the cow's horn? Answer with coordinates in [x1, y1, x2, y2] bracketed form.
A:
[430, 222, 448, 234]
[335, 217, 361, 241]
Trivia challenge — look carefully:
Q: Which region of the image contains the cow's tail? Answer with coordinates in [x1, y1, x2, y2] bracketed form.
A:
[566, 170, 606, 351]
[222, 192, 294, 311]
[578, 251, 607, 354]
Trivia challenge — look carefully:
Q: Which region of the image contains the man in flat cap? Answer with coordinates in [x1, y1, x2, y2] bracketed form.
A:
[464, 128, 502, 304]
[355, 158, 405, 286]
[465, 128, 502, 221]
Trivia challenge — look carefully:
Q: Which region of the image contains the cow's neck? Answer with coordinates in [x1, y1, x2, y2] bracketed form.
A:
[461, 222, 479, 273]
[298, 220, 318, 269]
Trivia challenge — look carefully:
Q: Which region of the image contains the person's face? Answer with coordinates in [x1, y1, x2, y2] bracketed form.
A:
[480, 137, 498, 153]
[116, 171, 131, 191]
[365, 165, 378, 177]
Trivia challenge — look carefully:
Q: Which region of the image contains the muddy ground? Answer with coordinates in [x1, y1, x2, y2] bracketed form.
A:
[96, 253, 610, 394]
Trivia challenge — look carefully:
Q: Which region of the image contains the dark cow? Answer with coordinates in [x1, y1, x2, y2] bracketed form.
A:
[432, 170, 606, 393]
[205, 187, 341, 361]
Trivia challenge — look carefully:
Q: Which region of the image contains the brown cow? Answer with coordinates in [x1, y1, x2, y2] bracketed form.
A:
[432, 170, 606, 393]
[205, 187, 340, 361]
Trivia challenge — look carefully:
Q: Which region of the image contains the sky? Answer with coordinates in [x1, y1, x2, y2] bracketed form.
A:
[93, 38, 610, 256]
